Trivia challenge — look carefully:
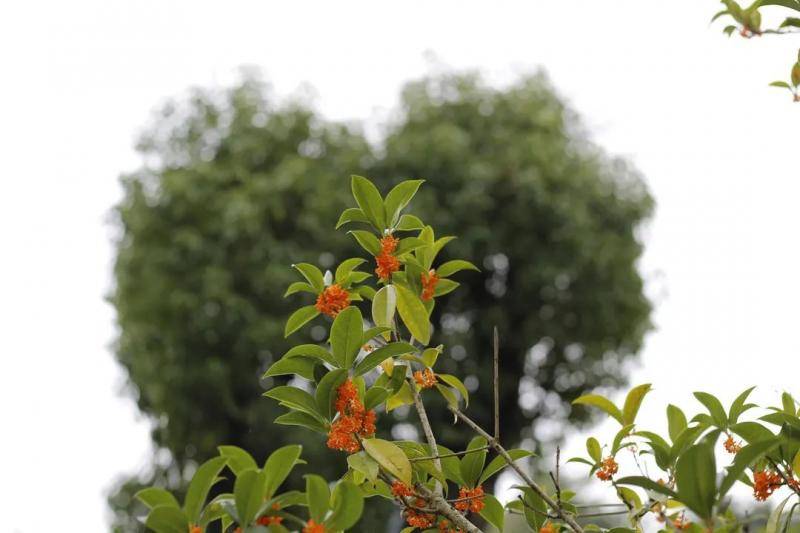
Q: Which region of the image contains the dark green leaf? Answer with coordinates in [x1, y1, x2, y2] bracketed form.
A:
[460, 436, 488, 488]
[329, 306, 363, 368]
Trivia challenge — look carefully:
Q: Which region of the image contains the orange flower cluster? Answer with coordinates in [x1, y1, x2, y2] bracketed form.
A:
[303, 519, 326, 533]
[671, 514, 691, 530]
[257, 515, 283, 526]
[391, 481, 416, 498]
[421, 269, 440, 301]
[438, 519, 464, 533]
[190, 526, 202, 533]
[326, 379, 376, 453]
[414, 368, 437, 389]
[596, 456, 618, 481]
[753, 470, 783, 501]
[454, 485, 485, 513]
[405, 499, 435, 529]
[375, 235, 401, 280]
[723, 435, 742, 454]
[539, 522, 557, 533]
[315, 283, 350, 317]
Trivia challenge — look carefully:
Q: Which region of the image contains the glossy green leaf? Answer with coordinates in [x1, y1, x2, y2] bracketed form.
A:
[384, 179, 424, 226]
[675, 443, 716, 519]
[479, 493, 504, 531]
[326, 481, 364, 530]
[351, 175, 386, 229]
[335, 207, 369, 229]
[184, 456, 227, 522]
[667, 404, 688, 443]
[616, 476, 678, 499]
[282, 344, 338, 368]
[329, 306, 363, 368]
[217, 446, 257, 475]
[436, 259, 479, 278]
[292, 263, 324, 292]
[335, 258, 366, 285]
[135, 487, 180, 509]
[371, 285, 396, 340]
[729, 386, 757, 423]
[235, 469, 266, 526]
[460, 436, 488, 488]
[315, 368, 349, 420]
[394, 284, 431, 344]
[437, 373, 469, 407]
[586, 437, 602, 463]
[362, 438, 412, 484]
[694, 391, 728, 428]
[347, 452, 380, 483]
[264, 445, 303, 500]
[274, 411, 328, 434]
[622, 383, 651, 425]
[395, 214, 424, 231]
[263, 356, 317, 380]
[573, 394, 624, 424]
[263, 386, 324, 422]
[284, 306, 319, 337]
[145, 505, 189, 533]
[349, 230, 382, 256]
[305, 474, 330, 522]
[354, 342, 415, 376]
[284, 281, 316, 297]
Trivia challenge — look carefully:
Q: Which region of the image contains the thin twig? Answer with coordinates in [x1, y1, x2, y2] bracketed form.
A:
[409, 445, 491, 462]
[449, 406, 584, 532]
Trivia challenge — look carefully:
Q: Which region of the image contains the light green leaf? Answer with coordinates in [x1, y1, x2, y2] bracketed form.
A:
[264, 445, 303, 500]
[765, 495, 793, 533]
[335, 258, 366, 285]
[315, 368, 349, 420]
[336, 207, 369, 229]
[305, 474, 331, 522]
[437, 374, 469, 407]
[622, 383, 651, 425]
[371, 285, 396, 340]
[274, 411, 328, 434]
[351, 175, 386, 229]
[694, 391, 728, 428]
[184, 456, 227, 522]
[436, 260, 479, 278]
[478, 449, 533, 485]
[479, 493, 504, 531]
[573, 394, 624, 425]
[135, 488, 180, 510]
[615, 476, 678, 499]
[347, 452, 380, 483]
[292, 263, 324, 292]
[282, 344, 338, 368]
[326, 481, 364, 530]
[349, 230, 382, 256]
[384, 179, 424, 226]
[586, 437, 602, 463]
[145, 505, 189, 533]
[217, 446, 257, 475]
[262, 356, 316, 380]
[362, 438, 413, 484]
[394, 284, 431, 344]
[284, 281, 316, 297]
[234, 469, 266, 526]
[329, 306, 363, 368]
[667, 404, 688, 443]
[675, 443, 716, 520]
[263, 386, 324, 422]
[354, 342, 415, 376]
[284, 306, 319, 337]
[460, 436, 488, 488]
[395, 214, 424, 231]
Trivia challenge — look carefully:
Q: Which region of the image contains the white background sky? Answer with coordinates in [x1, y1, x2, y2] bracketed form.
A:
[1, 1, 798, 531]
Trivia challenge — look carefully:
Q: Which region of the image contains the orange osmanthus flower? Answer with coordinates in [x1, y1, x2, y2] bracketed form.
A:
[438, 519, 464, 533]
[413, 368, 437, 389]
[454, 485, 485, 513]
[315, 283, 350, 317]
[303, 519, 326, 533]
[190, 526, 202, 533]
[671, 514, 691, 530]
[375, 234, 401, 280]
[596, 456, 619, 481]
[723, 435, 742, 454]
[539, 522, 557, 533]
[421, 269, 440, 301]
[405, 506, 435, 529]
[391, 480, 416, 498]
[753, 470, 783, 501]
[326, 378, 377, 453]
[257, 515, 283, 526]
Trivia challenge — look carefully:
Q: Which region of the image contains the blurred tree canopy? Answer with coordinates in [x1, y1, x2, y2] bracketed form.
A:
[109, 71, 653, 531]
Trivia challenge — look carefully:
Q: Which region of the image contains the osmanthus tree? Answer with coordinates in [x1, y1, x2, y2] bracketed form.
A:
[712, 0, 800, 100]
[137, 176, 800, 532]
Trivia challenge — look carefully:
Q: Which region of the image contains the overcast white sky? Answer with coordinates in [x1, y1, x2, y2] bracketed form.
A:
[1, 1, 798, 531]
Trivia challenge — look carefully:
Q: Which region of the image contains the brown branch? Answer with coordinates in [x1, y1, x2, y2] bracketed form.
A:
[415, 483, 483, 533]
[448, 406, 584, 533]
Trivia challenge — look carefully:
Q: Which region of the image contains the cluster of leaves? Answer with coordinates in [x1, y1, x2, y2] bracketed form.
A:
[569, 386, 800, 532]
[136, 444, 364, 533]
[712, 0, 800, 100]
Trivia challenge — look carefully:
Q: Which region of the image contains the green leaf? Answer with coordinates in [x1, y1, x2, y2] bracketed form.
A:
[436, 384, 459, 408]
[675, 443, 716, 519]
[284, 306, 319, 337]
[349, 230, 382, 256]
[315, 368, 349, 420]
[437, 373, 469, 407]
[263, 386, 324, 422]
[518, 486, 546, 530]
[284, 281, 316, 297]
[336, 207, 369, 229]
[305, 474, 330, 522]
[235, 469, 266, 526]
[479, 449, 533, 485]
[711, 9, 731, 23]
[395, 214, 424, 231]
[586, 437, 602, 463]
[394, 284, 431, 344]
[355, 342, 415, 376]
[217, 446, 257, 475]
[781, 16, 800, 27]
[792, 62, 800, 87]
[769, 80, 792, 89]
[433, 279, 459, 297]
[145, 505, 190, 533]
[718, 438, 780, 500]
[622, 384, 651, 425]
[329, 306, 363, 368]
[264, 445, 303, 500]
[479, 493, 504, 531]
[729, 386, 757, 423]
[274, 411, 328, 434]
[460, 436, 488, 488]
[263, 356, 317, 380]
[282, 344, 338, 368]
[667, 404, 688, 443]
[351, 175, 386, 229]
[335, 258, 366, 285]
[386, 381, 415, 411]
[362, 438, 413, 484]
[765, 494, 793, 533]
[615, 476, 678, 499]
[364, 386, 391, 410]
[694, 391, 728, 428]
[436, 260, 479, 278]
[292, 263, 324, 292]
[347, 452, 380, 483]
[326, 481, 364, 530]
[573, 394, 624, 425]
[396, 237, 427, 256]
[135, 487, 180, 509]
[384, 179, 424, 226]
[371, 285, 396, 340]
[184, 456, 227, 522]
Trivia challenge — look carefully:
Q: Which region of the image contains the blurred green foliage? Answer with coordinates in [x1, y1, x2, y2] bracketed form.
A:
[108, 71, 653, 531]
